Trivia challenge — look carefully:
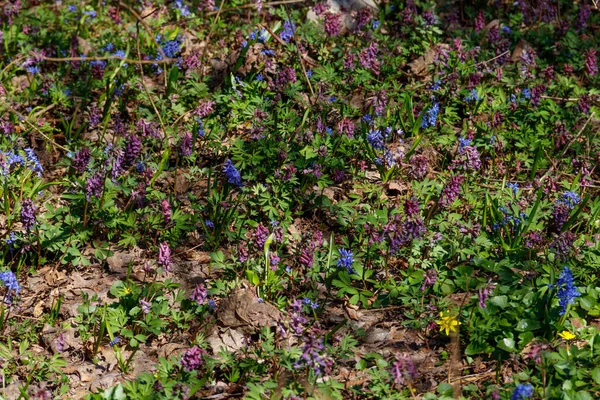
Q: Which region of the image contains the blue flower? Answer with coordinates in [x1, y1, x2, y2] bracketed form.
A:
[109, 336, 122, 346]
[511, 383, 533, 400]
[113, 50, 128, 67]
[83, 10, 97, 18]
[222, 159, 242, 187]
[280, 20, 296, 43]
[556, 266, 580, 315]
[421, 101, 440, 129]
[5, 232, 16, 245]
[68, 5, 76, 12]
[464, 89, 481, 102]
[303, 298, 319, 309]
[337, 249, 355, 274]
[367, 130, 385, 150]
[205, 220, 214, 229]
[26, 65, 40, 74]
[507, 182, 519, 195]
[306, 69, 313, 78]
[0, 271, 21, 293]
[174, 0, 191, 16]
[372, 20, 380, 30]
[258, 30, 268, 43]
[429, 79, 441, 90]
[457, 137, 472, 151]
[557, 191, 580, 209]
[24, 148, 43, 176]
[502, 26, 512, 34]
[522, 88, 531, 100]
[261, 49, 275, 56]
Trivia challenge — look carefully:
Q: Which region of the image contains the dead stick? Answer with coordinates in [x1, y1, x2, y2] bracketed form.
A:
[40, 54, 176, 65]
[0, 99, 70, 153]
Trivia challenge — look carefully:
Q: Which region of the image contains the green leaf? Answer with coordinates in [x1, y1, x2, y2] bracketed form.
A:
[591, 368, 600, 384]
[516, 319, 541, 332]
[489, 295, 508, 309]
[497, 337, 516, 353]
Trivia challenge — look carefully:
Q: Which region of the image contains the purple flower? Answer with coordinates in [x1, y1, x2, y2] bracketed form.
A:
[222, 159, 242, 186]
[324, 13, 341, 36]
[190, 283, 208, 305]
[86, 171, 104, 201]
[204, 220, 214, 229]
[578, 94, 592, 114]
[293, 328, 333, 376]
[408, 154, 428, 179]
[20, 199, 36, 231]
[157, 241, 173, 272]
[358, 42, 380, 75]
[478, 281, 495, 308]
[110, 149, 124, 181]
[124, 133, 142, 166]
[439, 175, 464, 207]
[420, 269, 437, 291]
[585, 49, 597, 77]
[179, 131, 193, 157]
[391, 354, 417, 385]
[72, 147, 91, 173]
[337, 118, 355, 138]
[55, 333, 66, 352]
[139, 299, 152, 314]
[161, 199, 172, 223]
[474, 11, 485, 32]
[371, 90, 387, 116]
[578, 4, 591, 30]
[254, 224, 269, 249]
[550, 230, 576, 260]
[181, 346, 206, 371]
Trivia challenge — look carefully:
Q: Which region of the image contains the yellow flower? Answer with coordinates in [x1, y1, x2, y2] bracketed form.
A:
[558, 331, 576, 341]
[436, 311, 461, 335]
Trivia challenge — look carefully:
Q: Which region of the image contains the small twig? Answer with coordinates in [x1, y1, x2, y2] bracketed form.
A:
[39, 54, 176, 65]
[474, 50, 510, 67]
[258, 23, 319, 67]
[539, 112, 595, 182]
[199, 0, 225, 80]
[135, 16, 168, 142]
[283, 6, 315, 99]
[559, 111, 595, 159]
[0, 99, 70, 153]
[206, 0, 305, 15]
[172, 109, 194, 128]
[0, 56, 25, 77]
[32, 104, 56, 119]
[117, 1, 168, 62]
[540, 95, 579, 102]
